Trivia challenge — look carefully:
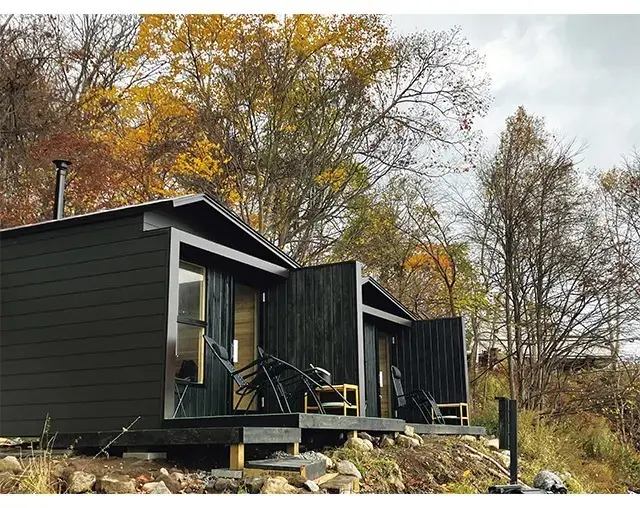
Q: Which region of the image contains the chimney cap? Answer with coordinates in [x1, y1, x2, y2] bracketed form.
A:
[52, 159, 72, 170]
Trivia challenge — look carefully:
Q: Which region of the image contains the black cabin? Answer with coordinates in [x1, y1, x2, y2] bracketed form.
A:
[0, 194, 469, 436]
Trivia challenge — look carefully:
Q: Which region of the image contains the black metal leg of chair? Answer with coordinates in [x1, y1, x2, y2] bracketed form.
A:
[261, 365, 286, 413]
[173, 382, 189, 418]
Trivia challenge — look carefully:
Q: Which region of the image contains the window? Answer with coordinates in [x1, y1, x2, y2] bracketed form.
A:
[176, 261, 206, 383]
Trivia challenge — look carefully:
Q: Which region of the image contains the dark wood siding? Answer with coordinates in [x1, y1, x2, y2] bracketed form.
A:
[262, 262, 360, 412]
[0, 215, 169, 437]
[175, 269, 234, 417]
[395, 317, 469, 422]
[363, 321, 379, 417]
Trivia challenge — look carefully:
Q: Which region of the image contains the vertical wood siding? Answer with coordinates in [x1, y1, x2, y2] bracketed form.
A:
[395, 317, 469, 422]
[363, 321, 379, 417]
[262, 262, 359, 412]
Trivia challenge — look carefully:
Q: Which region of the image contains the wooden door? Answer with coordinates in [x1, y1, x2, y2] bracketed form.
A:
[233, 284, 259, 411]
[378, 332, 392, 418]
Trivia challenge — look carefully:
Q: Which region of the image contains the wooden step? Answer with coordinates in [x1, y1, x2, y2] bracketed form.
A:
[244, 457, 326, 481]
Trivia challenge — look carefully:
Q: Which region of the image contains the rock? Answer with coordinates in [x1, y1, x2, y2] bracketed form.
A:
[149, 481, 172, 494]
[404, 425, 416, 437]
[156, 472, 182, 493]
[159, 467, 169, 476]
[358, 432, 374, 442]
[486, 438, 500, 450]
[290, 474, 315, 488]
[412, 434, 424, 445]
[533, 470, 566, 493]
[460, 435, 476, 442]
[260, 476, 297, 494]
[498, 451, 510, 467]
[66, 471, 96, 494]
[396, 435, 420, 448]
[0, 456, 22, 474]
[244, 476, 265, 494]
[336, 460, 362, 480]
[344, 436, 372, 453]
[95, 475, 137, 494]
[214, 478, 238, 492]
[304, 479, 320, 492]
[380, 435, 395, 448]
[143, 481, 172, 494]
[0, 438, 18, 447]
[170, 471, 186, 484]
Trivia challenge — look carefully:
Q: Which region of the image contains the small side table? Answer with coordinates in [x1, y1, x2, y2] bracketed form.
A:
[304, 384, 359, 416]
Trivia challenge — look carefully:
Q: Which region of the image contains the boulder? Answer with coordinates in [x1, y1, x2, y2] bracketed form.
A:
[0, 456, 22, 474]
[404, 425, 416, 437]
[498, 450, 510, 467]
[214, 478, 238, 492]
[336, 460, 362, 480]
[66, 471, 96, 494]
[95, 475, 137, 494]
[396, 435, 420, 448]
[412, 434, 424, 445]
[379, 435, 395, 448]
[533, 470, 567, 493]
[344, 436, 371, 453]
[244, 476, 265, 494]
[143, 481, 172, 494]
[260, 476, 298, 494]
[156, 472, 182, 493]
[170, 471, 186, 484]
[460, 435, 477, 442]
[358, 432, 374, 442]
[304, 479, 320, 492]
[149, 481, 172, 494]
[486, 438, 500, 450]
[159, 467, 169, 476]
[287, 475, 308, 489]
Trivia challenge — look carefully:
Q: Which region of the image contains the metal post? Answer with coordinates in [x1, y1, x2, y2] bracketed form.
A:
[497, 397, 508, 449]
[508, 398, 518, 484]
[52, 159, 71, 219]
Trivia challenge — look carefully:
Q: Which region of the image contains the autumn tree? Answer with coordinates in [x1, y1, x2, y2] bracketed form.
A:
[0, 14, 140, 227]
[92, 15, 490, 263]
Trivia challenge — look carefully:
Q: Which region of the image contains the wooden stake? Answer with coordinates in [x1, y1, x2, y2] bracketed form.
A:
[230, 443, 245, 470]
[346, 430, 357, 439]
[286, 442, 299, 455]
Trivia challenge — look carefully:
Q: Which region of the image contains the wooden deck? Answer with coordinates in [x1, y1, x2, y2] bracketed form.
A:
[164, 413, 407, 433]
[410, 423, 486, 436]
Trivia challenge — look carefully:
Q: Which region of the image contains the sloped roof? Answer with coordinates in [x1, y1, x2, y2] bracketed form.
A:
[0, 193, 300, 269]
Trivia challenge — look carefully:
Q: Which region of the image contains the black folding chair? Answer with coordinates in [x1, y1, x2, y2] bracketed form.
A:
[204, 335, 351, 414]
[173, 359, 198, 418]
[390, 365, 447, 424]
[255, 347, 350, 414]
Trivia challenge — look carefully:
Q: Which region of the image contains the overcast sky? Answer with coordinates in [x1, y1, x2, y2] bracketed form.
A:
[392, 15, 640, 172]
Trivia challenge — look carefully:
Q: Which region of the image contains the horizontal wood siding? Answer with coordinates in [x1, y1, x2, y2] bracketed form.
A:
[395, 317, 469, 422]
[262, 262, 359, 412]
[0, 215, 169, 437]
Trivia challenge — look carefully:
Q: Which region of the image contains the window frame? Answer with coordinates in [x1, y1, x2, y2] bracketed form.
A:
[176, 260, 207, 384]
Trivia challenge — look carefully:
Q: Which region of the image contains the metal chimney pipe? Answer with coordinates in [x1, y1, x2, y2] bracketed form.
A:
[52, 159, 71, 220]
